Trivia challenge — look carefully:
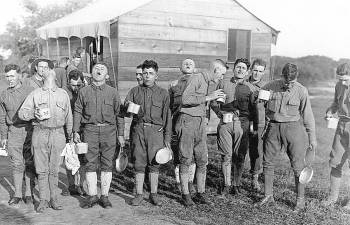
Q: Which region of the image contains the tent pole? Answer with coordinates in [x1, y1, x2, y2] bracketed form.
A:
[80, 38, 83, 47]
[46, 39, 50, 59]
[56, 39, 60, 61]
[68, 37, 71, 58]
[108, 37, 117, 88]
[37, 42, 41, 57]
[95, 36, 99, 63]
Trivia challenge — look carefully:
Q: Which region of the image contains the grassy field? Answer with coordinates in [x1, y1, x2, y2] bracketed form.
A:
[111, 81, 350, 225]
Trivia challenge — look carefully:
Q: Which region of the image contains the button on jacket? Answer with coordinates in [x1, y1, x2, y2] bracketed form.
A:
[263, 79, 316, 143]
[18, 86, 73, 134]
[0, 82, 34, 139]
[73, 83, 124, 135]
[125, 84, 171, 143]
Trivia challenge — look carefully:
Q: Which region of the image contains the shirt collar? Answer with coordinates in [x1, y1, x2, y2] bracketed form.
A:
[141, 83, 158, 90]
[91, 83, 106, 90]
[42, 85, 58, 92]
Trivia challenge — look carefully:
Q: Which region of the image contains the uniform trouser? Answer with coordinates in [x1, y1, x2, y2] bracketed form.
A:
[329, 120, 350, 176]
[263, 121, 307, 195]
[132, 123, 164, 173]
[176, 114, 208, 174]
[8, 125, 35, 197]
[83, 125, 117, 172]
[32, 126, 66, 201]
[249, 126, 264, 175]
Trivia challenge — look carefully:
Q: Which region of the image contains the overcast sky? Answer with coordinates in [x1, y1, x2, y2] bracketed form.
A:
[0, 0, 349, 60]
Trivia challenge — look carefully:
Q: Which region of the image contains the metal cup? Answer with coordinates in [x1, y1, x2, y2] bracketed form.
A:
[217, 94, 226, 103]
[127, 102, 140, 114]
[327, 117, 338, 129]
[39, 108, 51, 119]
[258, 90, 271, 101]
[222, 113, 233, 123]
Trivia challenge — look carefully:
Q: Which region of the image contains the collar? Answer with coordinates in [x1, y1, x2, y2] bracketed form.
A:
[7, 81, 23, 93]
[91, 83, 106, 90]
[42, 85, 58, 92]
[141, 83, 158, 90]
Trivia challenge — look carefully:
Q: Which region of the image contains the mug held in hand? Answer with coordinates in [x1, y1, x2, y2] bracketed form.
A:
[258, 90, 271, 101]
[127, 102, 140, 114]
[37, 108, 51, 120]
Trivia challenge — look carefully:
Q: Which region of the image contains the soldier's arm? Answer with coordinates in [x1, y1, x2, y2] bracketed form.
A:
[73, 90, 83, 132]
[18, 91, 36, 121]
[163, 92, 172, 144]
[209, 81, 223, 118]
[115, 91, 125, 137]
[0, 96, 8, 140]
[327, 83, 339, 114]
[64, 92, 73, 139]
[249, 91, 259, 131]
[182, 75, 206, 106]
[300, 88, 316, 145]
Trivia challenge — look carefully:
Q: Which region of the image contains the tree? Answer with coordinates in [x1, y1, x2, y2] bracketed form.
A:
[0, 0, 92, 67]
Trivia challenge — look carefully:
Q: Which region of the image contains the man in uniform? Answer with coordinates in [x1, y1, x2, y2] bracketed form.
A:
[19, 67, 73, 213]
[127, 60, 171, 206]
[169, 59, 197, 193]
[255, 63, 317, 213]
[177, 59, 226, 206]
[54, 57, 69, 88]
[211, 58, 256, 196]
[73, 62, 125, 209]
[23, 58, 54, 89]
[61, 69, 86, 196]
[135, 64, 143, 85]
[322, 63, 350, 209]
[248, 58, 267, 192]
[0, 64, 36, 205]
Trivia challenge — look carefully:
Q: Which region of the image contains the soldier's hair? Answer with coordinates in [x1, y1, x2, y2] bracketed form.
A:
[251, 58, 266, 70]
[234, 58, 250, 69]
[214, 59, 228, 69]
[336, 63, 350, 75]
[4, 64, 21, 73]
[136, 64, 143, 69]
[93, 62, 109, 73]
[68, 69, 84, 81]
[59, 57, 69, 65]
[282, 63, 298, 80]
[72, 53, 81, 59]
[76, 47, 86, 55]
[142, 60, 159, 72]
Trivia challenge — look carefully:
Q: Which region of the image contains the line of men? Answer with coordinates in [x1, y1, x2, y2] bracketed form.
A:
[12, 55, 350, 213]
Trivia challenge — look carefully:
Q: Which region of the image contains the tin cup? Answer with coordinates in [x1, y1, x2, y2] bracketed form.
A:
[327, 117, 338, 129]
[258, 90, 271, 101]
[38, 108, 51, 120]
[127, 102, 140, 114]
[217, 94, 226, 103]
[75, 142, 88, 154]
[223, 113, 233, 123]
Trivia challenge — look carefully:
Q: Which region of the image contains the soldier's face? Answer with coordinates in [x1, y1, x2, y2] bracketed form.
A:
[251, 65, 265, 81]
[73, 57, 81, 66]
[92, 64, 108, 82]
[233, 62, 248, 79]
[142, 67, 158, 87]
[5, 70, 21, 88]
[135, 68, 143, 85]
[213, 66, 226, 83]
[181, 59, 195, 74]
[69, 78, 83, 93]
[36, 61, 49, 77]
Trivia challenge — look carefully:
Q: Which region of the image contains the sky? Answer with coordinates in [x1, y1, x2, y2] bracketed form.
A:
[0, 0, 349, 60]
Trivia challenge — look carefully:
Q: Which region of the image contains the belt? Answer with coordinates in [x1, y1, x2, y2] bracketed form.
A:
[85, 123, 110, 127]
[35, 125, 63, 130]
[269, 120, 298, 123]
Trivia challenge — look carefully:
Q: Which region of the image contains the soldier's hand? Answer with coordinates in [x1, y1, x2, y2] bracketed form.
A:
[118, 136, 125, 147]
[73, 132, 81, 143]
[309, 140, 317, 152]
[164, 141, 171, 150]
[325, 108, 333, 119]
[1, 139, 7, 149]
[34, 110, 44, 120]
[206, 89, 225, 101]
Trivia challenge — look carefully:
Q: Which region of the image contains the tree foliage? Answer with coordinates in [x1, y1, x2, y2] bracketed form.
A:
[0, 0, 92, 69]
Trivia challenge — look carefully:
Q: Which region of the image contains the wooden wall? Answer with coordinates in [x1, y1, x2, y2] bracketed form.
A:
[117, 0, 275, 82]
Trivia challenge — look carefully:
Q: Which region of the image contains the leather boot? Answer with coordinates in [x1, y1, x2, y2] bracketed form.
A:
[149, 193, 162, 206]
[49, 198, 63, 210]
[182, 194, 195, 207]
[82, 195, 100, 209]
[149, 173, 161, 206]
[36, 200, 49, 213]
[321, 175, 341, 207]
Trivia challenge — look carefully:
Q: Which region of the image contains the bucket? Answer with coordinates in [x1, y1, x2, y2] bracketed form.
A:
[258, 90, 271, 101]
[0, 149, 7, 157]
[299, 166, 314, 184]
[155, 147, 173, 164]
[327, 117, 338, 129]
[75, 142, 88, 154]
[127, 102, 140, 114]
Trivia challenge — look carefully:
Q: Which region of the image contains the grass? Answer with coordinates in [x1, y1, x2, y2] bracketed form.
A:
[111, 83, 350, 225]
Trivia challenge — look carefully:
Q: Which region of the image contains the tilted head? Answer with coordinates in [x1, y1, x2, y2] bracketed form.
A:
[142, 60, 159, 87]
[4, 64, 21, 88]
[181, 58, 195, 75]
[233, 58, 250, 79]
[250, 58, 266, 82]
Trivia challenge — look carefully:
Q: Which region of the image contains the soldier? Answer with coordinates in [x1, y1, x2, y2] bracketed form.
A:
[19, 67, 73, 213]
[322, 63, 350, 209]
[127, 60, 171, 206]
[248, 58, 267, 192]
[23, 58, 54, 89]
[211, 58, 256, 196]
[169, 59, 197, 193]
[255, 63, 317, 213]
[177, 59, 226, 206]
[73, 62, 125, 209]
[61, 70, 87, 196]
[54, 57, 69, 88]
[0, 64, 36, 205]
[135, 64, 143, 85]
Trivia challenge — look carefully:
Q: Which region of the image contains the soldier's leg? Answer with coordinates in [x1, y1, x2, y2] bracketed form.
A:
[23, 127, 35, 202]
[249, 126, 264, 191]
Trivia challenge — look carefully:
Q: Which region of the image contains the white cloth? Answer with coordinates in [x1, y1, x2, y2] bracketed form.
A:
[61, 143, 80, 175]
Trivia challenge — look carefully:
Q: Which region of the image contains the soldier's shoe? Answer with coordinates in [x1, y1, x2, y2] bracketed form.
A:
[8, 197, 22, 205]
[131, 194, 144, 206]
[77, 186, 87, 196]
[175, 182, 182, 193]
[231, 186, 242, 196]
[193, 193, 213, 205]
[293, 197, 305, 213]
[252, 177, 261, 192]
[100, 195, 112, 209]
[82, 195, 100, 209]
[254, 195, 275, 207]
[23, 196, 33, 205]
[36, 200, 49, 213]
[49, 199, 63, 210]
[188, 182, 196, 194]
[221, 185, 231, 197]
[321, 198, 336, 208]
[149, 193, 162, 206]
[182, 194, 195, 207]
[69, 186, 80, 196]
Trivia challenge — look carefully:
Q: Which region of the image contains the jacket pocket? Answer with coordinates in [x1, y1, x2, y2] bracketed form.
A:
[102, 99, 115, 123]
[286, 97, 299, 116]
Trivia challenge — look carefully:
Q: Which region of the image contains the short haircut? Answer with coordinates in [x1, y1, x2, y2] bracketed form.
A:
[214, 59, 228, 69]
[4, 64, 21, 73]
[93, 62, 109, 73]
[251, 58, 266, 69]
[73, 53, 81, 59]
[59, 57, 69, 65]
[142, 60, 158, 72]
[234, 58, 250, 69]
[76, 47, 85, 55]
[336, 63, 350, 75]
[68, 69, 84, 81]
[282, 63, 298, 80]
[136, 64, 143, 69]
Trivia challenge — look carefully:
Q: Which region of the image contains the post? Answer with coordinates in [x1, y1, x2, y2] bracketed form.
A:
[68, 37, 71, 58]
[56, 39, 60, 61]
[108, 37, 117, 88]
[46, 39, 50, 59]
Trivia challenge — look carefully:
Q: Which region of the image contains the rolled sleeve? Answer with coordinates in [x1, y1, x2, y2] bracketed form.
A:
[114, 92, 125, 136]
[64, 93, 73, 137]
[300, 88, 316, 143]
[0, 99, 8, 140]
[163, 93, 172, 143]
[73, 91, 83, 132]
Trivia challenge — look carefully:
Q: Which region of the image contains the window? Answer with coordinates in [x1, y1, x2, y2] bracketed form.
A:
[227, 29, 251, 63]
